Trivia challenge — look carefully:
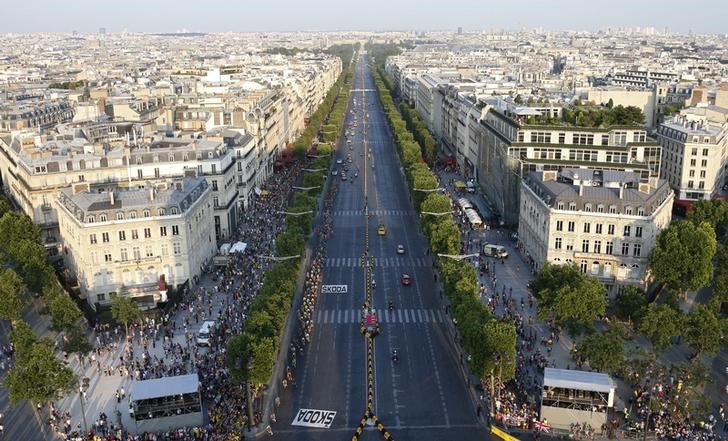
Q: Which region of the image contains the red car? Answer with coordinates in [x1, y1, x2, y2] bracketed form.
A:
[400, 273, 412, 286]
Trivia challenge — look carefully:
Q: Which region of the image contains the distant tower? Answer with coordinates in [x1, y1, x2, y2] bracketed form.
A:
[99, 27, 106, 35]
[457, 27, 463, 35]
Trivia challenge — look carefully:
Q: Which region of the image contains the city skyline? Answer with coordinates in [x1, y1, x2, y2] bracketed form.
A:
[5, 0, 728, 34]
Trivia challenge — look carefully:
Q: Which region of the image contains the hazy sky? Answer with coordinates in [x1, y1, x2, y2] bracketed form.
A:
[5, 0, 726, 34]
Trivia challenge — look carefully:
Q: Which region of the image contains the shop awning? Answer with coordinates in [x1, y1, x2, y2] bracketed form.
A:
[465, 208, 482, 226]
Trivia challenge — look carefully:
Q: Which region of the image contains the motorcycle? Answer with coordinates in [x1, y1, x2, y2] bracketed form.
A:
[391, 349, 399, 363]
[388, 301, 394, 311]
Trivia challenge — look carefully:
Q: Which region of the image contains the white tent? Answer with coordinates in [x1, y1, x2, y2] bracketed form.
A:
[457, 197, 473, 210]
[464, 208, 482, 227]
[230, 241, 247, 254]
[219, 243, 231, 255]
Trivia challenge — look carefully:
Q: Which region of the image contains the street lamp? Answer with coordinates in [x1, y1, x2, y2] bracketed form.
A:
[292, 186, 321, 191]
[260, 255, 301, 262]
[437, 253, 479, 261]
[420, 211, 455, 217]
[413, 187, 445, 192]
[277, 211, 313, 216]
[302, 168, 326, 172]
[78, 379, 88, 433]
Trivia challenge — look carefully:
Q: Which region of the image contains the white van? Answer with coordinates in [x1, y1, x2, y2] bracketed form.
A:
[196, 321, 215, 346]
[483, 244, 509, 258]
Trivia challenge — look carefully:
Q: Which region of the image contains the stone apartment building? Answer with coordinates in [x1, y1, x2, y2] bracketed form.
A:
[518, 169, 673, 295]
[57, 176, 216, 308]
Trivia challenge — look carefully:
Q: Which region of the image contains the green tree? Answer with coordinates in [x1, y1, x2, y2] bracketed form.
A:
[712, 244, 728, 307]
[650, 221, 716, 295]
[63, 327, 92, 356]
[638, 304, 682, 352]
[0, 197, 12, 216]
[684, 304, 723, 356]
[612, 285, 648, 325]
[5, 342, 74, 404]
[532, 263, 607, 334]
[606, 98, 614, 109]
[482, 319, 517, 382]
[248, 337, 277, 385]
[428, 219, 461, 255]
[0, 268, 27, 321]
[577, 325, 627, 372]
[687, 199, 728, 237]
[514, 95, 523, 105]
[47, 290, 83, 331]
[111, 296, 141, 334]
[226, 334, 252, 384]
[9, 321, 41, 359]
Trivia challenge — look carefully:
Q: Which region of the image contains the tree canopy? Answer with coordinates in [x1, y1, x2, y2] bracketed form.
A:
[687, 199, 728, 238]
[0, 268, 27, 321]
[530, 263, 607, 333]
[649, 220, 716, 294]
[577, 325, 627, 372]
[637, 304, 683, 352]
[683, 304, 723, 356]
[111, 296, 142, 334]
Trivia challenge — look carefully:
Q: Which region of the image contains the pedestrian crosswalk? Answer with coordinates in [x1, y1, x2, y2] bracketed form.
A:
[315, 308, 445, 325]
[333, 209, 410, 217]
[325, 256, 430, 268]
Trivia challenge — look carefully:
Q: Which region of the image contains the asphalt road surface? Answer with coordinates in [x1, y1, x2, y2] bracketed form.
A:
[274, 53, 486, 441]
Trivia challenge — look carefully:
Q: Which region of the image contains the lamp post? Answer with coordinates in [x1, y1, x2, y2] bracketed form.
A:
[437, 253, 479, 261]
[413, 187, 445, 193]
[277, 211, 313, 216]
[292, 186, 321, 191]
[78, 379, 88, 434]
[420, 211, 455, 217]
[260, 255, 301, 262]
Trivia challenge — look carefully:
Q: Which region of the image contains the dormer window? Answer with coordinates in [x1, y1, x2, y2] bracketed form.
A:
[207, 152, 214, 159]
[129, 211, 137, 219]
[557, 202, 565, 210]
[136, 157, 142, 165]
[153, 155, 160, 163]
[143, 209, 151, 218]
[87, 215, 95, 223]
[584, 203, 592, 212]
[168, 154, 175, 162]
[568, 202, 576, 211]
[597, 204, 604, 213]
[609, 205, 617, 214]
[170, 207, 179, 215]
[158, 208, 166, 216]
[637, 207, 645, 216]
[117, 213, 124, 220]
[99, 214, 107, 222]
[625, 206, 633, 215]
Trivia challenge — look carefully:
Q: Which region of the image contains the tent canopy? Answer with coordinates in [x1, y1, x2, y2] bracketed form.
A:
[465, 208, 482, 225]
[230, 242, 247, 253]
[131, 374, 200, 401]
[457, 197, 473, 210]
[543, 368, 613, 393]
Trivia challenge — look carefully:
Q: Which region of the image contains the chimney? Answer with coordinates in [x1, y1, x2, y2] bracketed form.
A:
[109, 191, 115, 206]
[149, 187, 155, 201]
[619, 185, 624, 199]
[579, 183, 584, 196]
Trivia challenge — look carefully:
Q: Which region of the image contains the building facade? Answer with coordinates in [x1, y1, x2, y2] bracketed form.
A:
[518, 169, 673, 295]
[57, 176, 216, 308]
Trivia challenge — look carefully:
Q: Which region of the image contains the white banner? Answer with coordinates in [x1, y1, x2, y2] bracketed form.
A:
[291, 408, 337, 428]
[321, 285, 348, 294]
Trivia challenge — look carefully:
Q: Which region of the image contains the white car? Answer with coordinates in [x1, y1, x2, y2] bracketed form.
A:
[331, 170, 338, 176]
[336, 159, 343, 165]
[397, 244, 405, 254]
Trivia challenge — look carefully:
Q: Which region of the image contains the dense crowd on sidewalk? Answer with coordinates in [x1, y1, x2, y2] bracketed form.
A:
[37, 161, 318, 441]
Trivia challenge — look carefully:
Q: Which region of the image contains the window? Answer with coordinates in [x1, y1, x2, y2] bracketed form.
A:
[131, 230, 139, 240]
[144, 228, 151, 238]
[690, 159, 696, 167]
[212, 180, 219, 191]
[596, 224, 603, 234]
[606, 241, 613, 255]
[154, 168, 160, 178]
[688, 181, 694, 189]
[158, 208, 166, 216]
[171, 207, 178, 215]
[160, 226, 167, 236]
[118, 231, 126, 241]
[143, 209, 151, 218]
[117, 212, 124, 220]
[102, 232, 110, 243]
[129, 211, 137, 219]
[530, 132, 552, 143]
[104, 251, 112, 262]
[213, 196, 219, 208]
[699, 181, 705, 189]
[594, 240, 602, 254]
[173, 242, 181, 255]
[90, 234, 97, 245]
[145, 245, 153, 257]
[601, 134, 609, 146]
[608, 224, 615, 235]
[689, 170, 695, 178]
[701, 159, 707, 167]
[211, 164, 217, 174]
[609, 205, 617, 214]
[614, 131, 627, 146]
[555, 238, 562, 249]
[172, 225, 179, 235]
[99, 214, 107, 222]
[556, 220, 563, 231]
[703, 148, 709, 156]
[582, 240, 590, 253]
[583, 223, 591, 233]
[637, 208, 645, 216]
[558, 133, 565, 144]
[168, 154, 175, 162]
[622, 242, 630, 256]
[557, 202, 565, 210]
[585, 204, 592, 212]
[574, 134, 594, 145]
[597, 204, 604, 213]
[78, 174, 85, 182]
[568, 221, 575, 232]
[120, 248, 128, 261]
[569, 202, 577, 211]
[580, 260, 588, 273]
[87, 215, 96, 223]
[633, 244, 642, 257]
[625, 207, 633, 215]
[137, 169, 143, 179]
[133, 247, 141, 260]
[161, 244, 169, 257]
[692, 148, 698, 156]
[635, 226, 642, 238]
[623, 226, 631, 236]
[700, 170, 706, 178]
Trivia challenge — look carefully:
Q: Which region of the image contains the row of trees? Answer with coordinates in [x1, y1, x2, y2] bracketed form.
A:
[226, 48, 356, 387]
[398, 103, 437, 164]
[0, 197, 84, 404]
[369, 49, 517, 385]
